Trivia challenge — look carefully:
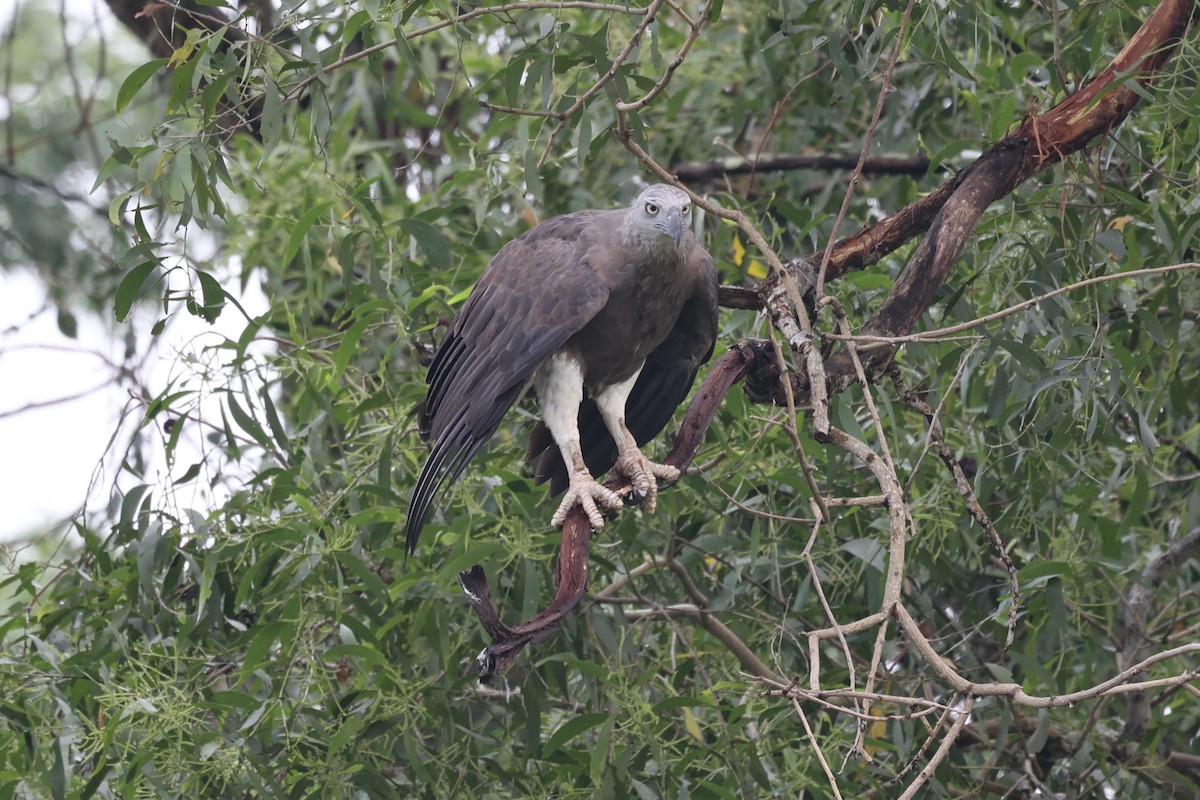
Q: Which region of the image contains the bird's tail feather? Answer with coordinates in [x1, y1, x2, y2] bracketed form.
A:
[405, 422, 483, 556]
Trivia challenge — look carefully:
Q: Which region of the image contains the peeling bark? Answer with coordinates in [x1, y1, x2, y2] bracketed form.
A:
[753, 0, 1195, 405]
[465, 0, 1195, 675]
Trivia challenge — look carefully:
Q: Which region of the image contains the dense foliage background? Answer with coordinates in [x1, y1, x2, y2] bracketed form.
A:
[1, 0, 1198, 797]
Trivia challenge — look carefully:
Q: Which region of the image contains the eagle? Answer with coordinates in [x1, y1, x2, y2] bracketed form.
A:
[405, 184, 719, 555]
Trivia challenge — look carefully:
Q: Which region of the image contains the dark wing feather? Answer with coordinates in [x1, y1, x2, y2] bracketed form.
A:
[531, 239, 719, 492]
[405, 211, 617, 554]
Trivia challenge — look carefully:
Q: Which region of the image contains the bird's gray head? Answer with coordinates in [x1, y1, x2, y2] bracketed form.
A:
[623, 184, 692, 251]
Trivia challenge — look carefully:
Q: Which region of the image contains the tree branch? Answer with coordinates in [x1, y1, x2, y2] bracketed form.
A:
[463, 340, 772, 679]
[672, 153, 934, 184]
[463, 0, 1198, 682]
[741, 0, 1194, 325]
[1119, 526, 1200, 745]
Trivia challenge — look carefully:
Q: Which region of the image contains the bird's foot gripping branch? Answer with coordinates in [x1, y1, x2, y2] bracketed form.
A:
[460, 341, 772, 680]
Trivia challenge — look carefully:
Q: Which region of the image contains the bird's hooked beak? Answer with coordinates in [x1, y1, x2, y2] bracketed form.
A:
[658, 207, 684, 248]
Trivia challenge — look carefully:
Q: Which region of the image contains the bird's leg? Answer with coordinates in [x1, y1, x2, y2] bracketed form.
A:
[595, 369, 681, 515]
[551, 441, 624, 529]
[536, 353, 624, 529]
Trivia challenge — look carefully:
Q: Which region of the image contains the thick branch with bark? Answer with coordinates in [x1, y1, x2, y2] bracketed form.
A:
[103, 0, 262, 138]
[748, 0, 1194, 405]
[459, 515, 591, 680]
[464, 0, 1196, 679]
[462, 341, 769, 679]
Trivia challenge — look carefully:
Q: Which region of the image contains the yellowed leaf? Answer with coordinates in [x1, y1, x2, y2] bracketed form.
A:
[732, 233, 747, 266]
[732, 233, 768, 278]
[863, 704, 888, 758]
[153, 152, 170, 183]
[682, 707, 703, 742]
[167, 28, 202, 69]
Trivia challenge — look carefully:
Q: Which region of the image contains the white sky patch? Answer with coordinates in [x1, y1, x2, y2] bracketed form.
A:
[0, 270, 130, 541]
[0, 267, 270, 544]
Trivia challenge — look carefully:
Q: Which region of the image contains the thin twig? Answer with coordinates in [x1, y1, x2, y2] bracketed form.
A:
[614, 0, 714, 112]
[895, 696, 975, 800]
[283, 2, 649, 103]
[766, 328, 828, 520]
[814, 0, 915, 297]
[800, 506, 856, 695]
[890, 368, 1020, 650]
[791, 696, 846, 800]
[538, 0, 667, 166]
[826, 262, 1200, 348]
[662, 557, 776, 679]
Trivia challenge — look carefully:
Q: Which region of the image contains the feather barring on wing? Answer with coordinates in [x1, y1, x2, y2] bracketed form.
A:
[405, 184, 719, 556]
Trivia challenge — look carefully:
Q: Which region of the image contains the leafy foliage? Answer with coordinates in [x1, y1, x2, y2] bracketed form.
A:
[2, 1, 1199, 798]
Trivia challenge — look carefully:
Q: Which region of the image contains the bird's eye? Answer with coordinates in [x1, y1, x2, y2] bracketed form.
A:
[645, 202, 659, 216]
[682, 204, 691, 216]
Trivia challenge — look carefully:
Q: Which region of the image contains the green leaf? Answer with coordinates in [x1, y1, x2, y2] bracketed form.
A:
[377, 430, 393, 492]
[50, 735, 67, 800]
[173, 462, 202, 485]
[1017, 560, 1074, 587]
[535, 653, 610, 680]
[838, 538, 886, 573]
[543, 712, 609, 756]
[282, 202, 332, 267]
[398, 218, 450, 269]
[1026, 707, 1051, 754]
[116, 59, 168, 113]
[194, 270, 225, 323]
[240, 622, 288, 678]
[333, 551, 390, 597]
[332, 313, 373, 381]
[200, 72, 235, 118]
[341, 10, 374, 55]
[114, 261, 158, 322]
[393, 34, 431, 93]
[576, 105, 593, 170]
[524, 145, 543, 198]
[589, 716, 613, 785]
[226, 393, 272, 451]
[260, 77, 283, 154]
[262, 388, 290, 452]
[56, 308, 78, 338]
[329, 715, 365, 755]
[694, 778, 738, 800]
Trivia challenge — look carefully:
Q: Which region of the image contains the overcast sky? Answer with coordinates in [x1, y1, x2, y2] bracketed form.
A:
[0, 1, 268, 545]
[0, 271, 129, 541]
[0, 266, 270, 544]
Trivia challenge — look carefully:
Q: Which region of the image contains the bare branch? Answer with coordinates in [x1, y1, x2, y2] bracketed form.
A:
[890, 369, 1019, 650]
[1120, 526, 1200, 744]
[826, 262, 1200, 349]
[791, 696, 846, 800]
[284, 1, 650, 105]
[672, 153, 933, 184]
[614, 0, 715, 113]
[895, 696, 975, 800]
[661, 556, 776, 679]
[538, 0, 668, 166]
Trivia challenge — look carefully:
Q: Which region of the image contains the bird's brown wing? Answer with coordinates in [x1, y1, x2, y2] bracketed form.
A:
[406, 211, 617, 554]
[531, 238, 720, 493]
